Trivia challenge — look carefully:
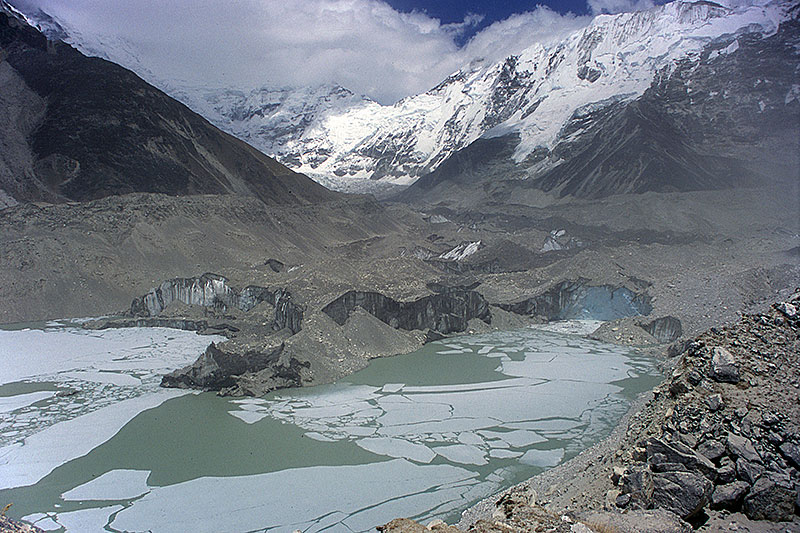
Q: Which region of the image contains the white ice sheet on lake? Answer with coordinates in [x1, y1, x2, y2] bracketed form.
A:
[434, 444, 487, 466]
[53, 505, 124, 532]
[357, 437, 436, 463]
[60, 371, 141, 387]
[228, 410, 269, 424]
[255, 329, 651, 479]
[0, 325, 219, 490]
[20, 514, 60, 531]
[109, 459, 476, 533]
[0, 390, 189, 490]
[62, 469, 151, 501]
[5, 325, 659, 533]
[0, 327, 217, 385]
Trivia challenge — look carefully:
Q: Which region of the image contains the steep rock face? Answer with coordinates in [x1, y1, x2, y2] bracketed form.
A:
[322, 289, 491, 335]
[129, 273, 303, 334]
[498, 280, 652, 321]
[643, 315, 683, 343]
[0, 5, 335, 205]
[529, 18, 800, 198]
[160, 341, 304, 391]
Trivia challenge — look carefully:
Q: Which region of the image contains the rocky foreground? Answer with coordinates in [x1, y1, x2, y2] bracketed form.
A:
[382, 292, 800, 532]
[0, 513, 44, 532]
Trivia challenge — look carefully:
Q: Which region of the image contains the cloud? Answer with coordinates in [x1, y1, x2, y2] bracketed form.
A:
[12, 0, 592, 104]
[459, 7, 590, 66]
[587, 0, 656, 15]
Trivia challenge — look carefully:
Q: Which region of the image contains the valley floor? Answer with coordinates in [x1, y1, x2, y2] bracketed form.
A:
[1, 184, 798, 531]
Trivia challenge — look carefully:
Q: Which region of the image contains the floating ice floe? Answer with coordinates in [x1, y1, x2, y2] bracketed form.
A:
[0, 390, 190, 490]
[0, 391, 55, 414]
[108, 459, 476, 533]
[0, 324, 222, 489]
[62, 469, 151, 501]
[2, 325, 661, 532]
[357, 437, 436, 463]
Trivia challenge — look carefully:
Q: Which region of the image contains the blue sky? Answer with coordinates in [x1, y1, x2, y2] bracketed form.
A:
[385, 0, 666, 43]
[387, 0, 593, 42]
[14, 0, 659, 103]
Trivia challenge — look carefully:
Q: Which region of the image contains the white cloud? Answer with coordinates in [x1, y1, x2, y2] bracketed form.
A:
[12, 0, 593, 104]
[459, 7, 590, 66]
[588, 0, 656, 15]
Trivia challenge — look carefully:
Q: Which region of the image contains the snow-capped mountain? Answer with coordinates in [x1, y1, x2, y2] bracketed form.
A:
[183, 0, 791, 192]
[167, 84, 384, 192]
[15, 0, 796, 195]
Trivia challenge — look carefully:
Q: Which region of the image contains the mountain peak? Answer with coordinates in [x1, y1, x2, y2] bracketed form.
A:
[10, 0, 796, 197]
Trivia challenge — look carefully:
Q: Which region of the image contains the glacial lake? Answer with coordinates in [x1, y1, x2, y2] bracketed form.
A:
[0, 321, 661, 532]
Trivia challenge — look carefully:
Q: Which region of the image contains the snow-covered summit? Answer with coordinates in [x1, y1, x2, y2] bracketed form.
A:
[268, 0, 789, 190]
[14, 0, 794, 193]
[281, 0, 787, 189]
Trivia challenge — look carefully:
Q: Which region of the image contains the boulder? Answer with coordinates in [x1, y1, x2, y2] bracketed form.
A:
[743, 474, 796, 521]
[710, 481, 750, 510]
[697, 440, 726, 462]
[717, 458, 737, 484]
[621, 466, 654, 508]
[777, 302, 797, 318]
[708, 346, 739, 383]
[727, 433, 761, 464]
[704, 393, 723, 411]
[736, 458, 765, 485]
[779, 442, 800, 470]
[265, 258, 285, 272]
[652, 471, 713, 519]
[647, 438, 717, 479]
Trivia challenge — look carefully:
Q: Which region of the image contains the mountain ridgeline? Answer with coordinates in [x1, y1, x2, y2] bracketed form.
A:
[399, 13, 800, 204]
[119, 0, 795, 204]
[0, 4, 335, 207]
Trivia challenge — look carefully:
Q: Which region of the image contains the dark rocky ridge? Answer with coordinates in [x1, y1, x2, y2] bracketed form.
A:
[321, 289, 491, 335]
[0, 6, 335, 206]
[90, 275, 658, 396]
[153, 278, 655, 395]
[86, 273, 308, 393]
[160, 341, 308, 392]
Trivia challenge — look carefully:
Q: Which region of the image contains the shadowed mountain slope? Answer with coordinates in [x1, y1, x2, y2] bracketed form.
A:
[0, 5, 335, 206]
